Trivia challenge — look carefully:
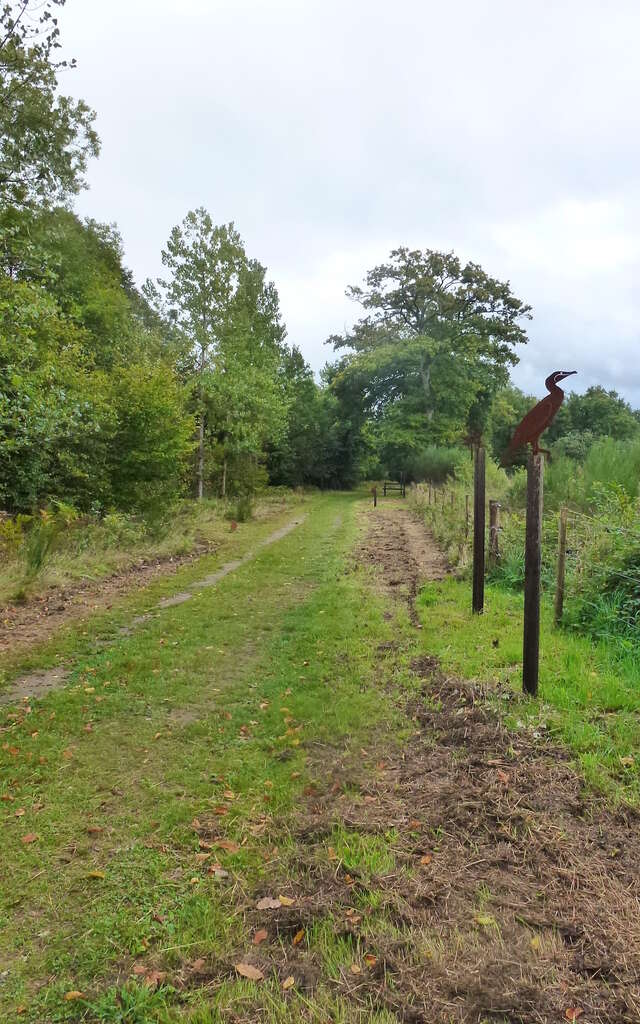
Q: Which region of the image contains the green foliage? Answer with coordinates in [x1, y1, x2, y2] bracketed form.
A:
[0, 1, 99, 209]
[329, 248, 531, 470]
[21, 501, 77, 589]
[148, 209, 289, 498]
[404, 446, 467, 484]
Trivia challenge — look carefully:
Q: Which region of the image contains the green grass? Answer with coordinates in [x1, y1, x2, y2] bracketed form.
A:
[0, 490, 304, 609]
[418, 577, 640, 801]
[0, 492, 415, 1023]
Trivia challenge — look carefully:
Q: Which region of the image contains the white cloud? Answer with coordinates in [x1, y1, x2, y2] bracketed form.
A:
[59, 0, 640, 405]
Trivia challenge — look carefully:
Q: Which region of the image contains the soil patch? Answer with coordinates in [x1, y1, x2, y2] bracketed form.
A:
[355, 505, 447, 623]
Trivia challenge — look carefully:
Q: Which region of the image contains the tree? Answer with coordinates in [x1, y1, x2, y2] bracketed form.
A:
[329, 248, 531, 465]
[148, 209, 288, 497]
[0, 0, 99, 208]
[561, 387, 639, 443]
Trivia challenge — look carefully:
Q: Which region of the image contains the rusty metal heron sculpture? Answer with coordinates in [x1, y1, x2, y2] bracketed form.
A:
[502, 370, 576, 464]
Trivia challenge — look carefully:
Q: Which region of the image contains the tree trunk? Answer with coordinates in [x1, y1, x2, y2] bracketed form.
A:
[221, 457, 227, 498]
[419, 357, 434, 421]
[197, 414, 205, 500]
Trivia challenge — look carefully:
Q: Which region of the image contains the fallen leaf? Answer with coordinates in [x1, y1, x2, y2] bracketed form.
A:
[349, 963, 361, 975]
[253, 928, 268, 945]
[62, 748, 74, 760]
[328, 846, 338, 861]
[565, 1011, 584, 1022]
[132, 964, 147, 975]
[87, 870, 105, 879]
[497, 769, 510, 785]
[223, 789, 235, 800]
[190, 958, 206, 971]
[215, 839, 240, 853]
[256, 896, 281, 910]
[408, 819, 421, 830]
[1, 793, 14, 802]
[419, 854, 432, 865]
[21, 833, 38, 844]
[143, 970, 167, 988]
[235, 963, 264, 981]
[212, 805, 229, 816]
[292, 928, 304, 946]
[290, 771, 301, 779]
[282, 975, 295, 990]
[530, 935, 541, 951]
[64, 991, 85, 1001]
[208, 867, 229, 878]
[15, 807, 25, 817]
[87, 825, 103, 835]
[195, 852, 210, 863]
[364, 953, 377, 967]
[278, 894, 295, 906]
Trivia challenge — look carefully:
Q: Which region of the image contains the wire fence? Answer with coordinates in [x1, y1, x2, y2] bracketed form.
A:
[408, 481, 640, 656]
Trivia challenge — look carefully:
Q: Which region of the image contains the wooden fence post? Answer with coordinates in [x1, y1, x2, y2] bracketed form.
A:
[472, 445, 486, 614]
[465, 494, 470, 539]
[383, 481, 387, 497]
[523, 452, 544, 695]
[488, 500, 501, 567]
[372, 485, 377, 509]
[554, 506, 568, 626]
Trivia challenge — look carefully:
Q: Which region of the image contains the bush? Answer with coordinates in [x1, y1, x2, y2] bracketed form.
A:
[405, 446, 468, 484]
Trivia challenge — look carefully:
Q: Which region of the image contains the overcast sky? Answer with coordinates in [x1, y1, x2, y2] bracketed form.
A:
[60, 0, 640, 404]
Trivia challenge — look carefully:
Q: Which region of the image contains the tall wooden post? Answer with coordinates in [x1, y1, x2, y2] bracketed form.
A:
[472, 445, 486, 614]
[554, 506, 568, 626]
[372, 485, 377, 509]
[488, 501, 501, 567]
[523, 452, 544, 695]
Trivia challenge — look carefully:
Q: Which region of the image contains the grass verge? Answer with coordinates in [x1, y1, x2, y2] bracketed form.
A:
[418, 577, 640, 802]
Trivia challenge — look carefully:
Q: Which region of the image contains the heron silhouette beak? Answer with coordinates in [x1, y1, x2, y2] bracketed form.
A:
[561, 370, 577, 378]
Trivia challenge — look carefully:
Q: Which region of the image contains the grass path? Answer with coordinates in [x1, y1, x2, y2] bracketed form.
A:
[2, 494, 639, 1023]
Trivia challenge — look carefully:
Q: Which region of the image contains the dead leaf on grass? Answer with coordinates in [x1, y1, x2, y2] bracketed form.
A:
[364, 953, 377, 967]
[87, 870, 105, 879]
[282, 975, 295, 990]
[565, 1010, 584, 1022]
[292, 929, 304, 946]
[215, 839, 240, 853]
[253, 928, 268, 945]
[256, 896, 281, 910]
[419, 854, 432, 865]
[349, 963, 361, 975]
[278, 894, 295, 906]
[21, 833, 38, 844]
[64, 991, 85, 1001]
[235, 963, 264, 981]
